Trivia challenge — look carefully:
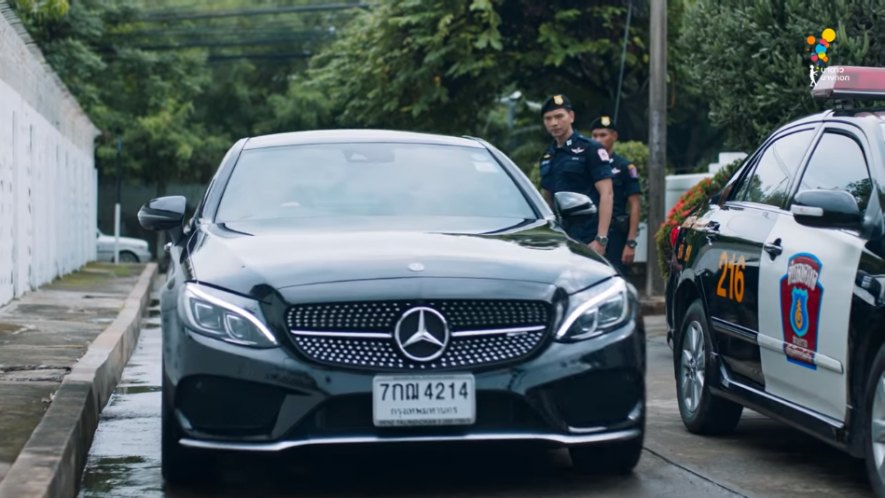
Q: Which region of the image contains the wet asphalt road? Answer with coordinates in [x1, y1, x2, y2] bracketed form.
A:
[78, 305, 872, 497]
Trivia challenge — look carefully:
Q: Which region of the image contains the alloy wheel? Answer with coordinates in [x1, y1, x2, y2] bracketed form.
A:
[680, 321, 706, 414]
[871, 375, 885, 484]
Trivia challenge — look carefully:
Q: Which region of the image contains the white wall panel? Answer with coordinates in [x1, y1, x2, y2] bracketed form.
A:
[0, 2, 99, 306]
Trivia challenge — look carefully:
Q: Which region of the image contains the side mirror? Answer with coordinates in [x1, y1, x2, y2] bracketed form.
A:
[554, 191, 598, 218]
[790, 189, 862, 230]
[138, 196, 187, 232]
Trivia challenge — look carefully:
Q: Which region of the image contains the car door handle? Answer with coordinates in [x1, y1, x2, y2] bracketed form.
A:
[703, 222, 720, 239]
[763, 239, 783, 259]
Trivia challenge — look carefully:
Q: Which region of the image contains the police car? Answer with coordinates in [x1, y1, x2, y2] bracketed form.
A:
[665, 66, 885, 494]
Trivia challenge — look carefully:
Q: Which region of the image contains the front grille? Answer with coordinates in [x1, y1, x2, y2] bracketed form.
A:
[287, 300, 550, 371]
[289, 300, 548, 332]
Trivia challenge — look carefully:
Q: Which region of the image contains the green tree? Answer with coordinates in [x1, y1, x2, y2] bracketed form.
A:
[308, 0, 512, 133]
[308, 1, 728, 174]
[678, 0, 884, 151]
[12, 0, 353, 188]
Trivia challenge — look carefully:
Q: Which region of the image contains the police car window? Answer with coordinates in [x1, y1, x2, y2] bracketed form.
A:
[797, 131, 872, 211]
[733, 130, 814, 207]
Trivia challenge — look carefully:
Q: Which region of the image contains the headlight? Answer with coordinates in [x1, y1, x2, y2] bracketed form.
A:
[179, 283, 278, 348]
[555, 277, 631, 341]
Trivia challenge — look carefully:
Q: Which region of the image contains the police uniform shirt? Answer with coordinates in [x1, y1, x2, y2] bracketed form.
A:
[539, 132, 613, 206]
[539, 132, 613, 243]
[610, 152, 641, 221]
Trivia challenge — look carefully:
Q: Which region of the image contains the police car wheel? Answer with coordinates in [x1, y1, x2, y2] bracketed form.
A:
[675, 300, 743, 435]
[863, 343, 885, 495]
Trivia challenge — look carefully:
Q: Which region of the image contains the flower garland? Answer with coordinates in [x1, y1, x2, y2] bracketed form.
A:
[653, 159, 743, 279]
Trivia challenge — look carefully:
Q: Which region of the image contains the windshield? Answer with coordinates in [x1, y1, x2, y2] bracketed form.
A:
[216, 143, 536, 222]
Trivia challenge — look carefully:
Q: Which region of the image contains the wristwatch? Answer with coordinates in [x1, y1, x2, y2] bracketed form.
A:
[626, 239, 638, 249]
[594, 235, 609, 246]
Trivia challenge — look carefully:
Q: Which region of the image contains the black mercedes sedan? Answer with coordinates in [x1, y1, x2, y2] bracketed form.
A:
[138, 129, 645, 485]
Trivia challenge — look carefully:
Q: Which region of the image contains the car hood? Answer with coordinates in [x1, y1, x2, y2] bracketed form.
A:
[186, 216, 615, 297]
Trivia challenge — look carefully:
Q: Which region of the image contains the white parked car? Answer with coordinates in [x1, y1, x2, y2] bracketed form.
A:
[96, 229, 152, 263]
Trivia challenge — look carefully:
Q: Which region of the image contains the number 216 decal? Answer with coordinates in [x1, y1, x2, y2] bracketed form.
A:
[717, 251, 746, 303]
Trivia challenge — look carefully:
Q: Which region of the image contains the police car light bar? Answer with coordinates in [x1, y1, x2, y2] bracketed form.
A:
[812, 66, 885, 100]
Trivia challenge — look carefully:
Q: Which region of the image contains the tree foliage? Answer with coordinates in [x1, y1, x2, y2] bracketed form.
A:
[10, 0, 69, 20]
[309, 0, 512, 133]
[679, 0, 885, 151]
[308, 1, 654, 169]
[11, 0, 348, 190]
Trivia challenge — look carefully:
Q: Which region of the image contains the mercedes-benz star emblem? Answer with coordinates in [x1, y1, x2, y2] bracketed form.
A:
[394, 307, 449, 362]
[408, 262, 425, 272]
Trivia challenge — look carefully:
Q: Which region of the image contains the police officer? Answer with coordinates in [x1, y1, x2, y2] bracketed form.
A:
[538, 94, 614, 255]
[590, 115, 641, 275]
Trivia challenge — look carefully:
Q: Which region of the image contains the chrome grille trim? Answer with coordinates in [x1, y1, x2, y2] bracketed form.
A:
[291, 330, 393, 339]
[179, 429, 642, 452]
[451, 325, 546, 338]
[290, 325, 546, 340]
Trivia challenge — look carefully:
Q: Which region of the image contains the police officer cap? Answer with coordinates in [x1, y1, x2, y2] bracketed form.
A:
[541, 94, 573, 115]
[590, 115, 617, 132]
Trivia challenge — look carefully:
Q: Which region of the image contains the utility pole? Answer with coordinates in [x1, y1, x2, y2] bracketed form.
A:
[113, 133, 122, 264]
[647, 0, 667, 296]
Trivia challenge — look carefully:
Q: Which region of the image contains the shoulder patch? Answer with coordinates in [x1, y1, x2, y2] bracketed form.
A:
[597, 148, 611, 162]
[628, 164, 639, 178]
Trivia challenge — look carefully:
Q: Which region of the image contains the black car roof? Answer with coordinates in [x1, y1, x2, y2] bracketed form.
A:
[242, 129, 485, 150]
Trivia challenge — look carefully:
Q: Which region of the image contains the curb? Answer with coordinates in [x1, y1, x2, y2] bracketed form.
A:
[0, 263, 158, 498]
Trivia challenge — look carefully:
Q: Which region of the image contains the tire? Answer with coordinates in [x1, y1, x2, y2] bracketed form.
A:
[863, 343, 885, 497]
[675, 300, 743, 434]
[569, 435, 643, 475]
[161, 374, 215, 487]
[118, 251, 139, 263]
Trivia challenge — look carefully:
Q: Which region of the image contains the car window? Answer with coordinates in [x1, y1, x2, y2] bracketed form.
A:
[797, 131, 872, 211]
[732, 130, 814, 208]
[216, 143, 537, 222]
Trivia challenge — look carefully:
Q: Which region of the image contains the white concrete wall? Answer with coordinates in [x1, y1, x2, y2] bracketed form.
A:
[0, 2, 99, 306]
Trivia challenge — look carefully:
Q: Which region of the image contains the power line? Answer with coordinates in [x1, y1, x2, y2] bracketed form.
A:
[138, 2, 369, 22]
[110, 25, 335, 39]
[129, 36, 324, 50]
[207, 52, 313, 62]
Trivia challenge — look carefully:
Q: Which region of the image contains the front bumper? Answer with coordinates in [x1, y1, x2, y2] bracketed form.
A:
[164, 317, 645, 452]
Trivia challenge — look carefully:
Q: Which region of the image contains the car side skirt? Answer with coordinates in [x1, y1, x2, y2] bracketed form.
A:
[711, 362, 851, 453]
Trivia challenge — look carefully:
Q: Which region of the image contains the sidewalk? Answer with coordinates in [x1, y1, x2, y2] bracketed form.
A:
[0, 262, 156, 498]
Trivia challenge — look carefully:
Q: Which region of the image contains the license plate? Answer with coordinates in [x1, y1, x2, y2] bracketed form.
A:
[372, 374, 475, 427]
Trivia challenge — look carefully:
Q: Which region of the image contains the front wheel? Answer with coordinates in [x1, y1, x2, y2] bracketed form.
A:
[675, 300, 743, 434]
[863, 343, 885, 496]
[118, 251, 139, 263]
